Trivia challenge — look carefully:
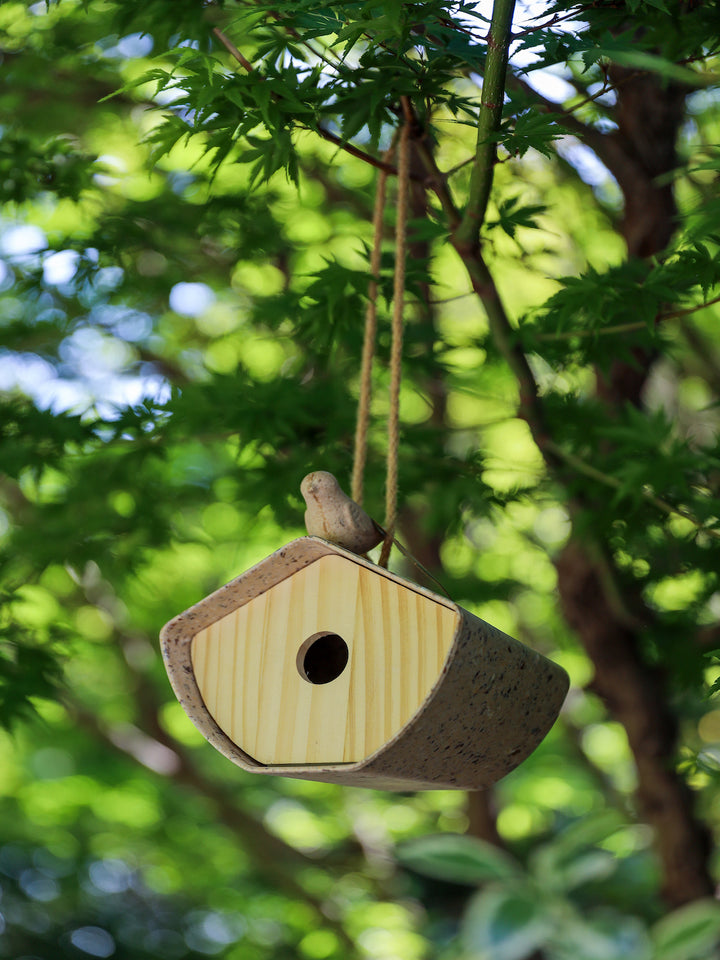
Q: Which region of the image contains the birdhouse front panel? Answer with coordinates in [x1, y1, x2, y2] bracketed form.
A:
[190, 553, 459, 764]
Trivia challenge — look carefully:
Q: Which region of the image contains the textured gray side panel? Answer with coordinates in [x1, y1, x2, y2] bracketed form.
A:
[352, 606, 569, 789]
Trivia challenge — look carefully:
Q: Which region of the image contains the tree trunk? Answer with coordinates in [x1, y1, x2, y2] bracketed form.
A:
[555, 68, 714, 907]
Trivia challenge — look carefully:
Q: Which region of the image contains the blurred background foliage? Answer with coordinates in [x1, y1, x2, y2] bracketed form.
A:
[1, 0, 720, 958]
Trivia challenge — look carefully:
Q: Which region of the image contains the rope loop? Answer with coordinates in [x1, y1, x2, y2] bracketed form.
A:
[350, 115, 411, 569]
[378, 118, 411, 568]
[351, 145, 392, 508]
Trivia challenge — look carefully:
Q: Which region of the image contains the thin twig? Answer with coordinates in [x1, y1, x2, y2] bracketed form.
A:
[457, 247, 551, 451]
[443, 155, 477, 178]
[511, 4, 590, 38]
[535, 320, 652, 341]
[428, 290, 475, 304]
[543, 439, 720, 540]
[508, 74, 641, 192]
[534, 292, 720, 341]
[308, 124, 401, 176]
[453, 253, 719, 541]
[212, 26, 255, 72]
[560, 79, 617, 116]
[664, 293, 720, 321]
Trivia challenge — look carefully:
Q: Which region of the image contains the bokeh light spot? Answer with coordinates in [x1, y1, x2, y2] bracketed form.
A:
[70, 926, 116, 958]
[170, 282, 215, 317]
[43, 249, 79, 285]
[1, 224, 46, 258]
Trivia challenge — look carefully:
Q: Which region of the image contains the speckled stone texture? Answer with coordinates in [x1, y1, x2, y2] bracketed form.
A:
[160, 537, 569, 791]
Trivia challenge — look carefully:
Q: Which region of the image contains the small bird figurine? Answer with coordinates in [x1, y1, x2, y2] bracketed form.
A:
[301, 470, 451, 596]
[301, 471, 385, 554]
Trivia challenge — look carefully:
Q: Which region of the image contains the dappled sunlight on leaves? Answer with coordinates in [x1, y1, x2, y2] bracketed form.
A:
[0, 0, 719, 957]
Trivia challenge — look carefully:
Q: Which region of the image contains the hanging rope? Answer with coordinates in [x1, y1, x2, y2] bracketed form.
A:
[349, 117, 411, 568]
[378, 119, 411, 569]
[347, 113, 449, 594]
[351, 149, 391, 508]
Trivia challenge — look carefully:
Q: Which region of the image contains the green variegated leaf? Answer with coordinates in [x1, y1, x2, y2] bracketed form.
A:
[653, 900, 720, 960]
[398, 834, 522, 885]
[461, 885, 552, 960]
[548, 912, 652, 960]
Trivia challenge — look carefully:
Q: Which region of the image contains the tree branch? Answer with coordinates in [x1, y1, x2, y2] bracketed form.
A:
[69, 698, 310, 876]
[452, 242, 716, 907]
[453, 246, 555, 459]
[555, 542, 714, 907]
[309, 124, 401, 177]
[455, 0, 517, 248]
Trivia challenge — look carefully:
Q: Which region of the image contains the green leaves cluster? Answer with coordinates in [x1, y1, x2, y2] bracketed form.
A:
[400, 826, 720, 960]
[0, 609, 66, 729]
[521, 246, 720, 369]
[517, 0, 720, 74]
[0, 132, 97, 204]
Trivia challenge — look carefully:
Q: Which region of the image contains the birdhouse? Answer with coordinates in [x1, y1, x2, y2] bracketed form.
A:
[160, 537, 569, 791]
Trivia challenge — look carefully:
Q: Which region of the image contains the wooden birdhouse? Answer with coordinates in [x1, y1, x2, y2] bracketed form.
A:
[160, 537, 569, 790]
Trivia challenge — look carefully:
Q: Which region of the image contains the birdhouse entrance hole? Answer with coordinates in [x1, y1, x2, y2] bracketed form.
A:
[297, 632, 349, 684]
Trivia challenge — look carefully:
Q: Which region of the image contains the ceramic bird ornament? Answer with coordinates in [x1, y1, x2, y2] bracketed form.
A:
[301, 471, 385, 554]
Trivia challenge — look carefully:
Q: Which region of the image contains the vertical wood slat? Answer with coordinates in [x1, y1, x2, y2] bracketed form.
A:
[191, 553, 458, 764]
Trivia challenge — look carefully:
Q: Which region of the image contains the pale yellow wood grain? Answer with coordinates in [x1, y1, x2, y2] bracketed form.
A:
[191, 554, 459, 764]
